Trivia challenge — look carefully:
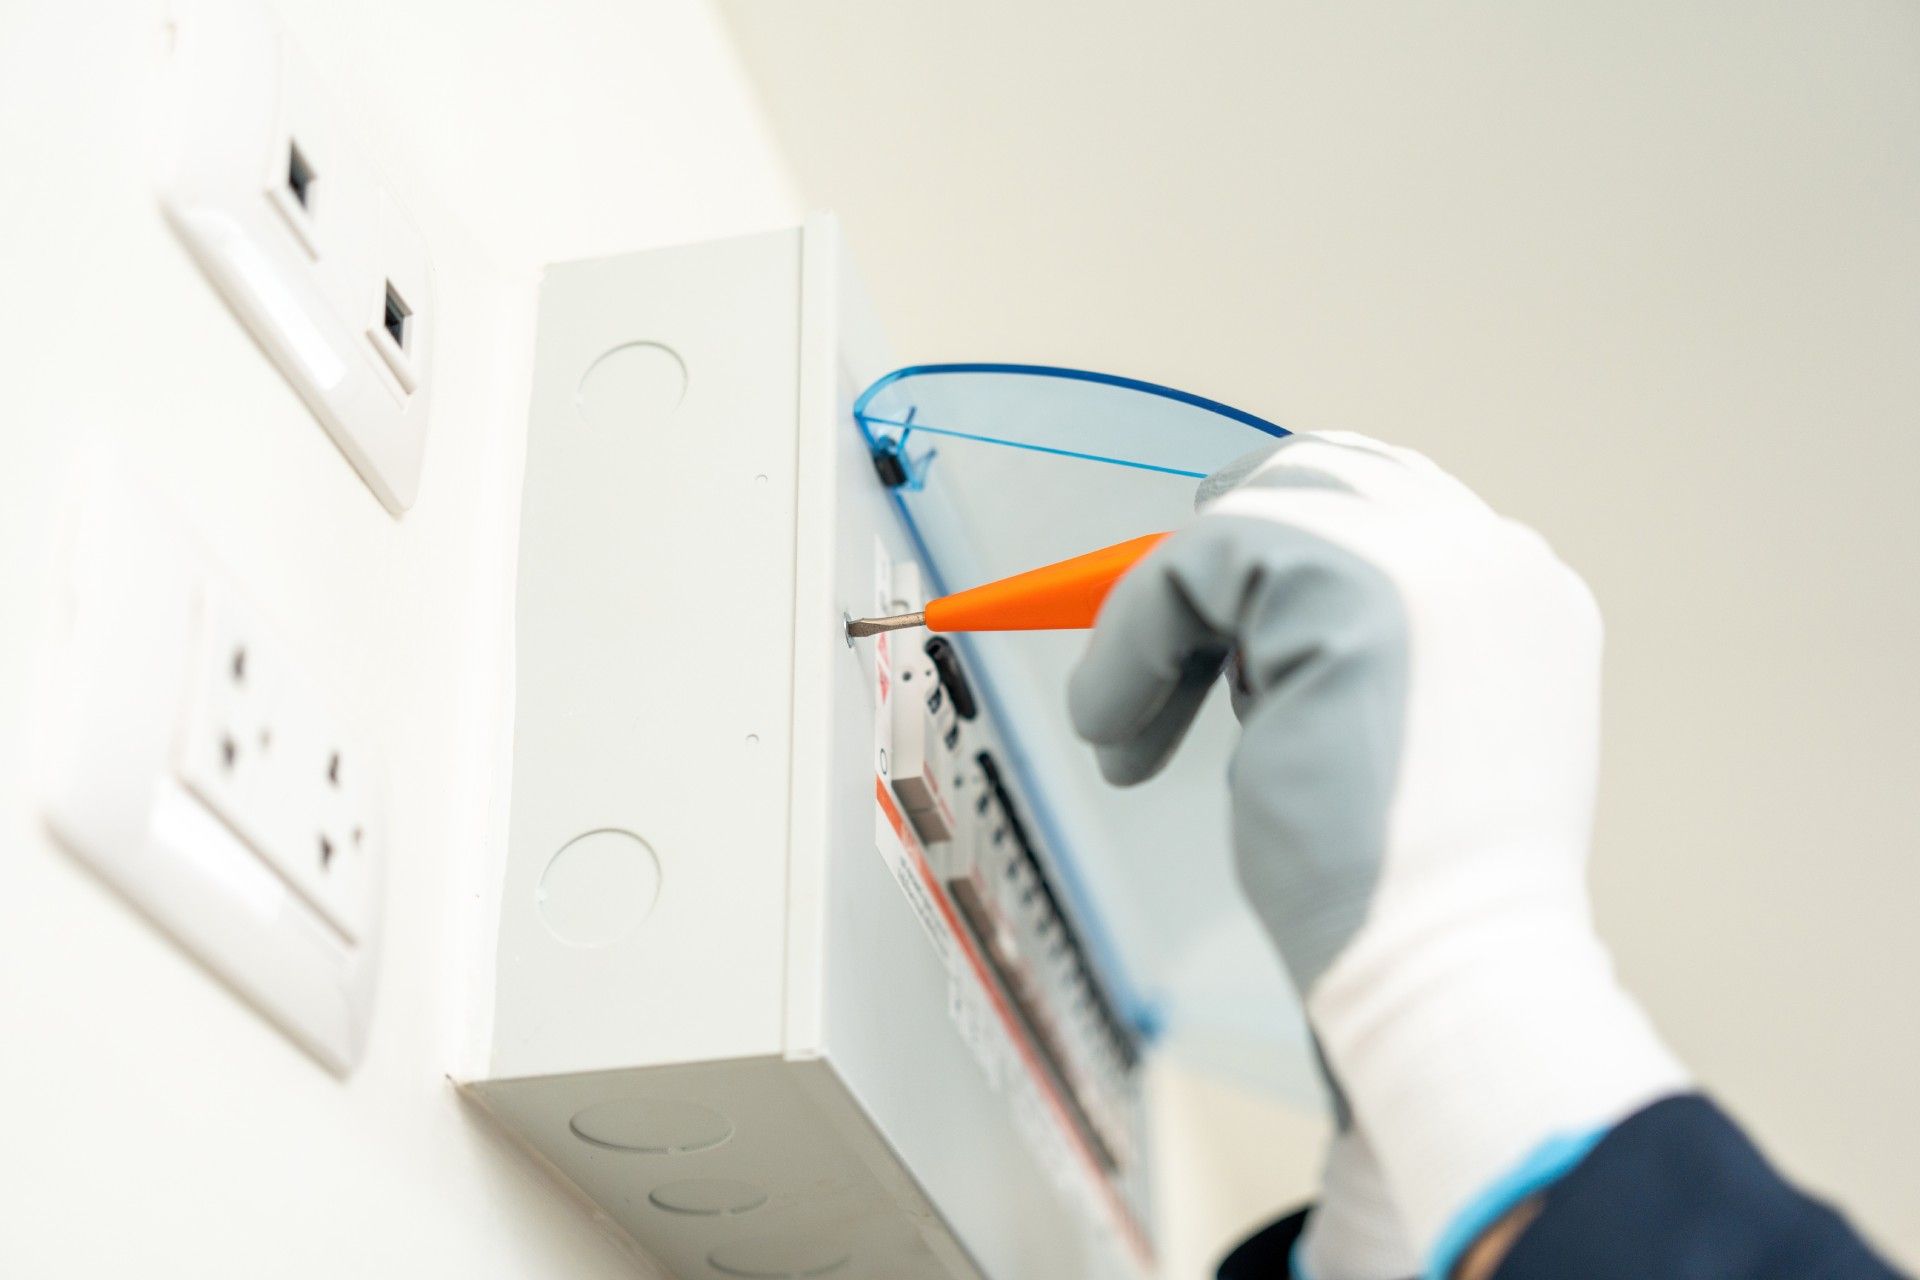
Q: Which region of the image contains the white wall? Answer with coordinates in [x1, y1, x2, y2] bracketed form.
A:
[715, 0, 1920, 1269]
[0, 1, 796, 1274]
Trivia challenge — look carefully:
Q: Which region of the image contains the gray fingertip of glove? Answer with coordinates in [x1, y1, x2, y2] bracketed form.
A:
[1088, 648, 1227, 786]
[1067, 538, 1231, 785]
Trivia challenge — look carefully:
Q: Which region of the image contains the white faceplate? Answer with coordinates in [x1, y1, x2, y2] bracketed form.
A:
[156, 0, 436, 513]
[34, 454, 385, 1073]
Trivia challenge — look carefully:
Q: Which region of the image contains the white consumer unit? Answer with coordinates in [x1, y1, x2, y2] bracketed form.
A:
[464, 220, 1155, 1280]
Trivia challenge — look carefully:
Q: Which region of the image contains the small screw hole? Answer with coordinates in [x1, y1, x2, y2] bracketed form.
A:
[352, 826, 363, 847]
[220, 735, 238, 770]
[230, 646, 247, 683]
[319, 834, 334, 868]
[258, 727, 271, 752]
[327, 752, 341, 787]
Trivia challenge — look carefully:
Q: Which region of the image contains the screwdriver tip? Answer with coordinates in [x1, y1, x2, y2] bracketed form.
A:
[845, 611, 927, 638]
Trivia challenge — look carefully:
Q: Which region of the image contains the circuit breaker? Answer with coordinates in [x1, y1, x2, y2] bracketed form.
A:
[464, 219, 1154, 1280]
[884, 570, 961, 845]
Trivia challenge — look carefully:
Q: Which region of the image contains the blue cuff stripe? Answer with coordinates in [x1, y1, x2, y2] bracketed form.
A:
[1424, 1127, 1610, 1280]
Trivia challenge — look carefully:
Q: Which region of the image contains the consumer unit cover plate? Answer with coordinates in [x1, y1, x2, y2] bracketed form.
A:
[855, 364, 1312, 1090]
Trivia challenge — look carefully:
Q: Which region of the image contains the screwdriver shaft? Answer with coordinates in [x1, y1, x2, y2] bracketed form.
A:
[845, 611, 927, 638]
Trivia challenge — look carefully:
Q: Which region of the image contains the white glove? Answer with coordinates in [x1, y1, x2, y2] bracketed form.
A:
[1295, 1125, 1420, 1280]
[1068, 432, 1688, 1276]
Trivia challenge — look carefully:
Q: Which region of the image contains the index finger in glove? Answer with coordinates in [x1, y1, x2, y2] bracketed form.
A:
[1067, 524, 1238, 785]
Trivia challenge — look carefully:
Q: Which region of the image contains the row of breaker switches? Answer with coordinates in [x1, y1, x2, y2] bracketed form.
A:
[885, 626, 1141, 1172]
[883, 629, 1136, 1174]
[944, 751, 1141, 1172]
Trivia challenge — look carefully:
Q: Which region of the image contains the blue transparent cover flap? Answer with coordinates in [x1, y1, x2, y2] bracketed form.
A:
[856, 363, 1288, 483]
[855, 365, 1312, 1089]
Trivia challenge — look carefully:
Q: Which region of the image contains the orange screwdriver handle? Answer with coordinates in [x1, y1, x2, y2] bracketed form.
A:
[923, 532, 1171, 633]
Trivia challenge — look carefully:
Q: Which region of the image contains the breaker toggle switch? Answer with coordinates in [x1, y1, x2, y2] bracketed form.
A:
[890, 640, 960, 844]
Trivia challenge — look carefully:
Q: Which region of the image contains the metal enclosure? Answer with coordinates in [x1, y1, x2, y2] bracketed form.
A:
[465, 218, 1154, 1280]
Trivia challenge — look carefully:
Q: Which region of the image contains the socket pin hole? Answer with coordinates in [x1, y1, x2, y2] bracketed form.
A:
[258, 727, 271, 752]
[287, 142, 314, 210]
[319, 834, 334, 868]
[327, 751, 341, 787]
[231, 646, 247, 683]
[382, 281, 411, 352]
[220, 734, 238, 770]
[352, 826, 363, 848]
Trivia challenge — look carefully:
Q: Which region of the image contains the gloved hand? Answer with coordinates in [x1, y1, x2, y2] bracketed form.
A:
[1295, 1124, 1420, 1280]
[1069, 433, 1688, 1278]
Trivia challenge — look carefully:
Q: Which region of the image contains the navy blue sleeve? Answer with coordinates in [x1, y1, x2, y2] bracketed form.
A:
[1215, 1206, 1310, 1279]
[1216, 1094, 1908, 1280]
[1494, 1094, 1907, 1280]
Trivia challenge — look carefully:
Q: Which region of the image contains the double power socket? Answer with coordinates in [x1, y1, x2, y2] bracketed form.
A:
[38, 461, 385, 1073]
[177, 584, 379, 944]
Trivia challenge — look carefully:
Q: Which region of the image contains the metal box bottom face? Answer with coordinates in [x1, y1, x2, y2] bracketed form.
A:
[470, 219, 1153, 1280]
[466, 1059, 980, 1280]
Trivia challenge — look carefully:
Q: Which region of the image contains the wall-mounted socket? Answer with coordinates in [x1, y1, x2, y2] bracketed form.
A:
[157, 0, 436, 514]
[35, 455, 385, 1073]
[176, 582, 382, 943]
